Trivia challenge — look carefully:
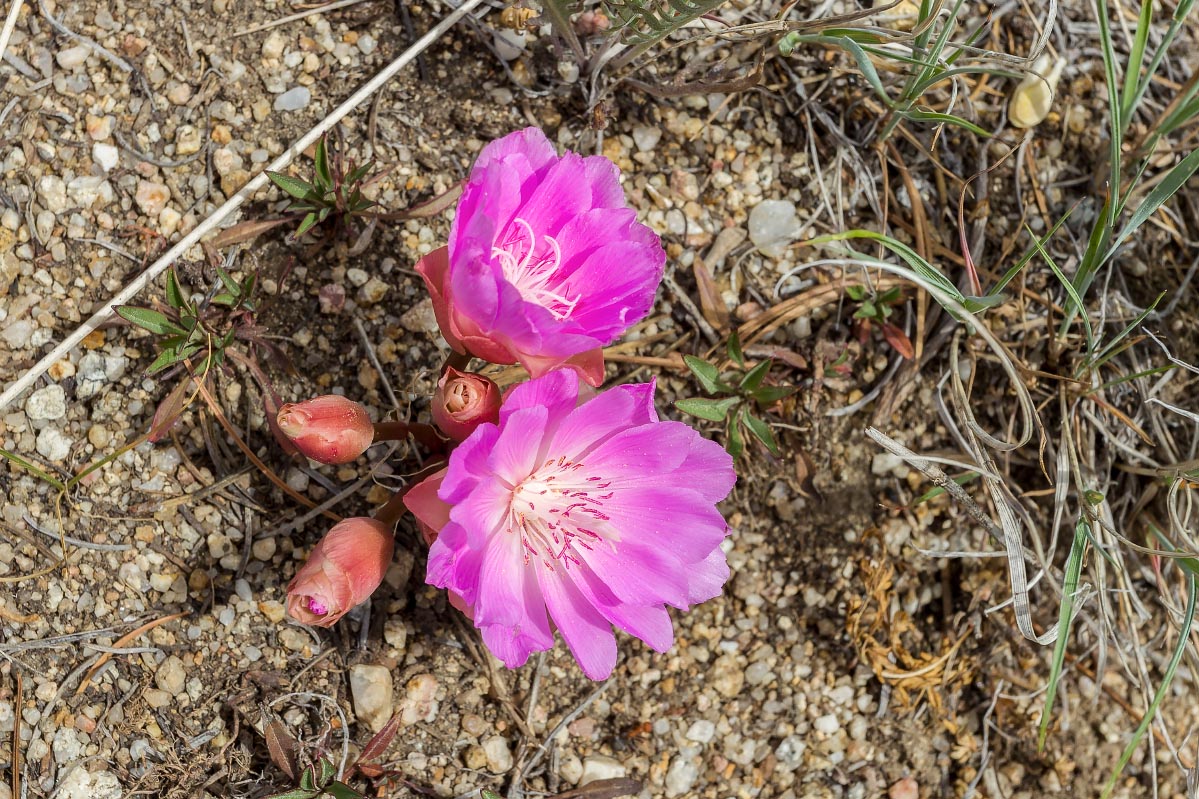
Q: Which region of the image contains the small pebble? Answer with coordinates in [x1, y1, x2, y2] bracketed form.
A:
[155, 656, 187, 695]
[748, 199, 800, 257]
[580, 755, 626, 785]
[55, 45, 91, 69]
[349, 664, 394, 733]
[26, 384, 66, 420]
[274, 86, 311, 112]
[482, 735, 512, 773]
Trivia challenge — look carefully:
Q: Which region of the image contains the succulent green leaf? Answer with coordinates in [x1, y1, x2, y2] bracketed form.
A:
[726, 330, 744, 367]
[267, 172, 323, 203]
[263, 789, 321, 799]
[295, 212, 320, 238]
[146, 349, 182, 374]
[323, 782, 365, 799]
[751, 384, 796, 405]
[299, 766, 318, 792]
[844, 284, 867, 301]
[116, 306, 187, 336]
[854, 301, 877, 319]
[676, 397, 741, 422]
[683, 355, 726, 394]
[739, 359, 772, 392]
[742, 410, 780, 455]
[346, 162, 374, 186]
[165, 268, 186, 309]
[314, 137, 332, 192]
[726, 418, 744, 459]
[317, 758, 337, 787]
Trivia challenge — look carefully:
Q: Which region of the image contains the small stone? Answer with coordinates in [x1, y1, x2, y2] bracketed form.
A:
[318, 283, 345, 314]
[68, 176, 111, 208]
[35, 211, 54, 241]
[580, 756, 626, 785]
[631, 125, 661, 153]
[166, 83, 193, 105]
[349, 664, 394, 733]
[38, 176, 67, 212]
[399, 673, 439, 725]
[665, 755, 699, 797]
[52, 727, 83, 764]
[889, 777, 919, 799]
[482, 735, 512, 773]
[54, 765, 122, 799]
[143, 689, 172, 708]
[748, 199, 801, 258]
[88, 424, 110, 448]
[86, 114, 114, 140]
[871, 452, 906, 478]
[174, 125, 202, 155]
[93, 142, 119, 172]
[711, 654, 744, 698]
[346, 267, 369, 287]
[685, 720, 715, 744]
[813, 713, 840, 735]
[252, 537, 276, 561]
[774, 735, 805, 771]
[36, 428, 72, 461]
[55, 45, 91, 69]
[463, 745, 487, 770]
[26, 384, 66, 420]
[135, 181, 170, 217]
[258, 600, 286, 623]
[559, 753, 583, 785]
[399, 298, 437, 333]
[262, 31, 286, 60]
[1009, 53, 1065, 129]
[357, 276, 389, 305]
[158, 208, 182, 237]
[155, 655, 187, 694]
[274, 86, 311, 112]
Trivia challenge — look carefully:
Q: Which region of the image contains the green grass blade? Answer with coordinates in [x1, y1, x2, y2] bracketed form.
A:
[1029, 225, 1094, 349]
[1105, 147, 1199, 263]
[0, 447, 65, 490]
[1038, 519, 1088, 750]
[1100, 574, 1196, 798]
[1118, 0, 1154, 123]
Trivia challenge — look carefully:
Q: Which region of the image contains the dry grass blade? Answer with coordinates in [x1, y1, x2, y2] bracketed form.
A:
[76, 611, 190, 695]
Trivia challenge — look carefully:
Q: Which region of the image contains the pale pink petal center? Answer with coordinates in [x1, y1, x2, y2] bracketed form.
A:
[507, 455, 615, 571]
[492, 216, 578, 320]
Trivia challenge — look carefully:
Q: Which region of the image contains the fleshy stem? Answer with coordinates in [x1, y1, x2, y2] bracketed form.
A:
[373, 421, 443, 452]
[372, 458, 448, 529]
[442, 350, 472, 376]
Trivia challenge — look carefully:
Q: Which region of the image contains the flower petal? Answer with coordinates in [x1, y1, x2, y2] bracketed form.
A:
[538, 569, 618, 680]
[686, 546, 730, 605]
[575, 566, 675, 652]
[487, 406, 547, 483]
[500, 368, 579, 426]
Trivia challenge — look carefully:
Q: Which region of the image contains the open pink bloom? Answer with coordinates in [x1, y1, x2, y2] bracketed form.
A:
[287, 517, 395, 627]
[404, 370, 735, 680]
[432, 368, 501, 441]
[278, 395, 374, 465]
[416, 127, 665, 386]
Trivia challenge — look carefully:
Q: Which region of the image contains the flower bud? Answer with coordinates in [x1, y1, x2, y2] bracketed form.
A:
[431, 368, 501, 441]
[277, 395, 374, 464]
[286, 517, 395, 627]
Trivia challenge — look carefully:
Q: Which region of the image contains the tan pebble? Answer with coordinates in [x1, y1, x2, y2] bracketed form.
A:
[221, 169, 250, 197]
[87, 424, 110, 448]
[81, 330, 105, 349]
[166, 83, 193, 105]
[889, 777, 919, 799]
[211, 124, 233, 145]
[48, 359, 75, 380]
[258, 600, 286, 623]
[86, 114, 114, 141]
[189, 569, 211, 591]
[463, 745, 487, 770]
[252, 537, 277, 561]
[135, 181, 170, 217]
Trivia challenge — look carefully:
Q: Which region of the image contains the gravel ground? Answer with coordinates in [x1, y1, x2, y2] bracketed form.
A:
[1, 1, 1197, 798]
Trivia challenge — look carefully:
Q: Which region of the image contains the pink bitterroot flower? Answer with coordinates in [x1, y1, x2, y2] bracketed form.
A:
[404, 369, 735, 680]
[286, 517, 395, 627]
[417, 127, 665, 386]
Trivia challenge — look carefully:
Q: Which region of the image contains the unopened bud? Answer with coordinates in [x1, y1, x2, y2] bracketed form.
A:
[431, 368, 501, 441]
[286, 517, 394, 627]
[277, 395, 374, 464]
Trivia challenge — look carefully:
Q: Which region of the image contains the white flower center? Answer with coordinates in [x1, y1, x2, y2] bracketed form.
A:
[492, 217, 579, 320]
[507, 455, 614, 571]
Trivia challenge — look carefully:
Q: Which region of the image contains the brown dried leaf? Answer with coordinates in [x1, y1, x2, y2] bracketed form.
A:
[881, 323, 915, 360]
[265, 717, 299, 780]
[148, 379, 193, 443]
[380, 181, 464, 221]
[356, 713, 402, 769]
[794, 446, 822, 501]
[551, 778, 643, 799]
[208, 218, 293, 250]
[744, 344, 808, 371]
[692, 255, 730, 332]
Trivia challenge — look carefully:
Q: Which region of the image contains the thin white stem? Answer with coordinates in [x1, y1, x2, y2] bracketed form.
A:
[0, 0, 486, 412]
[233, 0, 374, 37]
[0, 0, 24, 68]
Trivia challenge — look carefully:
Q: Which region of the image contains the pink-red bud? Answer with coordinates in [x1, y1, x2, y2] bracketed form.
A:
[431, 368, 501, 441]
[277, 395, 374, 464]
[286, 517, 394, 627]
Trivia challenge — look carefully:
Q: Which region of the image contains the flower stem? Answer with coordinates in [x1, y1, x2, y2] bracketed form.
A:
[372, 458, 448, 529]
[442, 350, 472, 376]
[372, 420, 443, 452]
